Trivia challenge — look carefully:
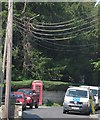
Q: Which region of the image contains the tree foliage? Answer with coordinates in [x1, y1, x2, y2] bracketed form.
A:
[1, 2, 99, 85]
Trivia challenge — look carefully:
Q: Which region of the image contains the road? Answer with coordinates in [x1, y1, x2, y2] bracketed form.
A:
[23, 106, 99, 120]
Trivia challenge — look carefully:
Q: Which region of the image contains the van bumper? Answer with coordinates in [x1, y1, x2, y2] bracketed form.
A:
[63, 103, 90, 114]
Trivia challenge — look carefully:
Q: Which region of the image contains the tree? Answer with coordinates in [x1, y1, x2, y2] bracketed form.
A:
[1, 2, 99, 85]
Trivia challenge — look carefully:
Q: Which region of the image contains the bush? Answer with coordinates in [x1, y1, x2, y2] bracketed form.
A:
[11, 80, 80, 91]
[43, 100, 62, 106]
[11, 80, 32, 91]
[43, 81, 79, 91]
[45, 99, 53, 106]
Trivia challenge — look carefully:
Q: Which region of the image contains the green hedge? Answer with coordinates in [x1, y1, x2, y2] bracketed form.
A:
[43, 81, 79, 91]
[11, 80, 32, 91]
[11, 80, 80, 91]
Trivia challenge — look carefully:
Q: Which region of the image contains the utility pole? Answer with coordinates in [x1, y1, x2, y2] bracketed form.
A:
[0, 26, 7, 108]
[23, 17, 30, 77]
[22, 15, 39, 78]
[4, 0, 13, 119]
[0, 16, 8, 107]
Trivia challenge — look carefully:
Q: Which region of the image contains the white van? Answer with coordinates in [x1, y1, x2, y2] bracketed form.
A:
[63, 87, 96, 115]
[80, 85, 100, 110]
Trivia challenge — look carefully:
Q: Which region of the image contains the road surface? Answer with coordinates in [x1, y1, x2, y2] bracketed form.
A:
[23, 106, 99, 120]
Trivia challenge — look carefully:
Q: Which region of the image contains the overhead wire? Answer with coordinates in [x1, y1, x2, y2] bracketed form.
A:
[13, 11, 98, 53]
[13, 18, 98, 38]
[30, 30, 97, 48]
[13, 18, 77, 40]
[15, 22, 97, 49]
[14, 16, 24, 23]
[30, 22, 98, 37]
[30, 23, 98, 41]
[32, 14, 97, 28]
[13, 19, 25, 27]
[33, 14, 97, 26]
[13, 15, 98, 50]
[13, 17, 98, 45]
[14, 14, 97, 28]
[30, 28, 97, 50]
[33, 40, 74, 52]
[14, 15, 99, 34]
[31, 19, 98, 33]
[30, 33, 76, 41]
[32, 38, 95, 52]
[13, 21, 26, 32]
[13, 20, 97, 52]
[14, 21, 97, 48]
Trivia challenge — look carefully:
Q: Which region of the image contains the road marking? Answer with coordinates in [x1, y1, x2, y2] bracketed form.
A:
[90, 114, 99, 119]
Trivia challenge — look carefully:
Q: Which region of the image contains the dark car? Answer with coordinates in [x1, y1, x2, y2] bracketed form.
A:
[17, 88, 39, 108]
[11, 92, 27, 110]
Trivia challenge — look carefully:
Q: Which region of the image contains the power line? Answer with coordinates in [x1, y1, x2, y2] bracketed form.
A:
[32, 14, 97, 28]
[15, 23, 97, 48]
[14, 20, 77, 41]
[14, 16, 99, 36]
[13, 20, 97, 53]
[30, 24, 98, 41]
[33, 38, 95, 52]
[14, 22, 26, 31]
[15, 22, 97, 48]
[14, 18, 99, 43]
[14, 18, 98, 38]
[31, 19, 98, 33]
[13, 19, 25, 27]
[14, 14, 98, 29]
[30, 23, 98, 37]
[31, 33, 76, 41]
[33, 14, 97, 26]
[31, 31, 97, 48]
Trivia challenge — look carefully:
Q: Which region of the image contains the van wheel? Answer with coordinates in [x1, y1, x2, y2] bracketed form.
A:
[86, 111, 90, 115]
[63, 109, 66, 114]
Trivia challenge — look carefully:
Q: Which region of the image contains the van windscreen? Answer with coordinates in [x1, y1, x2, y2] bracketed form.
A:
[91, 89, 97, 96]
[66, 89, 88, 98]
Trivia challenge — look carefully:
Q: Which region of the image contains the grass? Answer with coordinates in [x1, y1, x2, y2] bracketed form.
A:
[43, 101, 62, 107]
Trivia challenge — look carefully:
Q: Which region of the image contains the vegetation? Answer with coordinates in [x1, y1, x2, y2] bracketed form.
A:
[43, 100, 62, 106]
[1, 2, 99, 86]
[43, 80, 79, 91]
[10, 80, 79, 91]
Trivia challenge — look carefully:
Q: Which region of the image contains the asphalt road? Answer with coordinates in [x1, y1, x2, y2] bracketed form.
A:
[23, 106, 99, 120]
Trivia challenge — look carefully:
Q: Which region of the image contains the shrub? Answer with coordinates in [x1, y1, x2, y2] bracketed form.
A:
[11, 80, 79, 91]
[43, 81, 79, 91]
[11, 80, 32, 91]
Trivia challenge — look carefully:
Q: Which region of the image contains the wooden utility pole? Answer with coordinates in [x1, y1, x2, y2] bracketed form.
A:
[0, 18, 8, 106]
[5, 0, 13, 119]
[23, 17, 30, 77]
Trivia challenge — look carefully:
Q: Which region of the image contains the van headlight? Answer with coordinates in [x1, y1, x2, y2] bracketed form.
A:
[64, 99, 69, 103]
[63, 99, 69, 105]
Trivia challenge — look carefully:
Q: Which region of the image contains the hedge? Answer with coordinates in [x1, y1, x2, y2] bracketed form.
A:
[43, 81, 79, 91]
[11, 80, 32, 91]
[11, 80, 80, 91]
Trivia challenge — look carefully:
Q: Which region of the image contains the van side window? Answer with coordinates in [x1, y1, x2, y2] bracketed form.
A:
[89, 91, 92, 99]
[98, 90, 100, 98]
[89, 91, 95, 100]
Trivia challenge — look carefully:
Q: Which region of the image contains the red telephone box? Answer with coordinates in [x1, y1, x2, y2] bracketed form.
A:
[32, 80, 43, 105]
